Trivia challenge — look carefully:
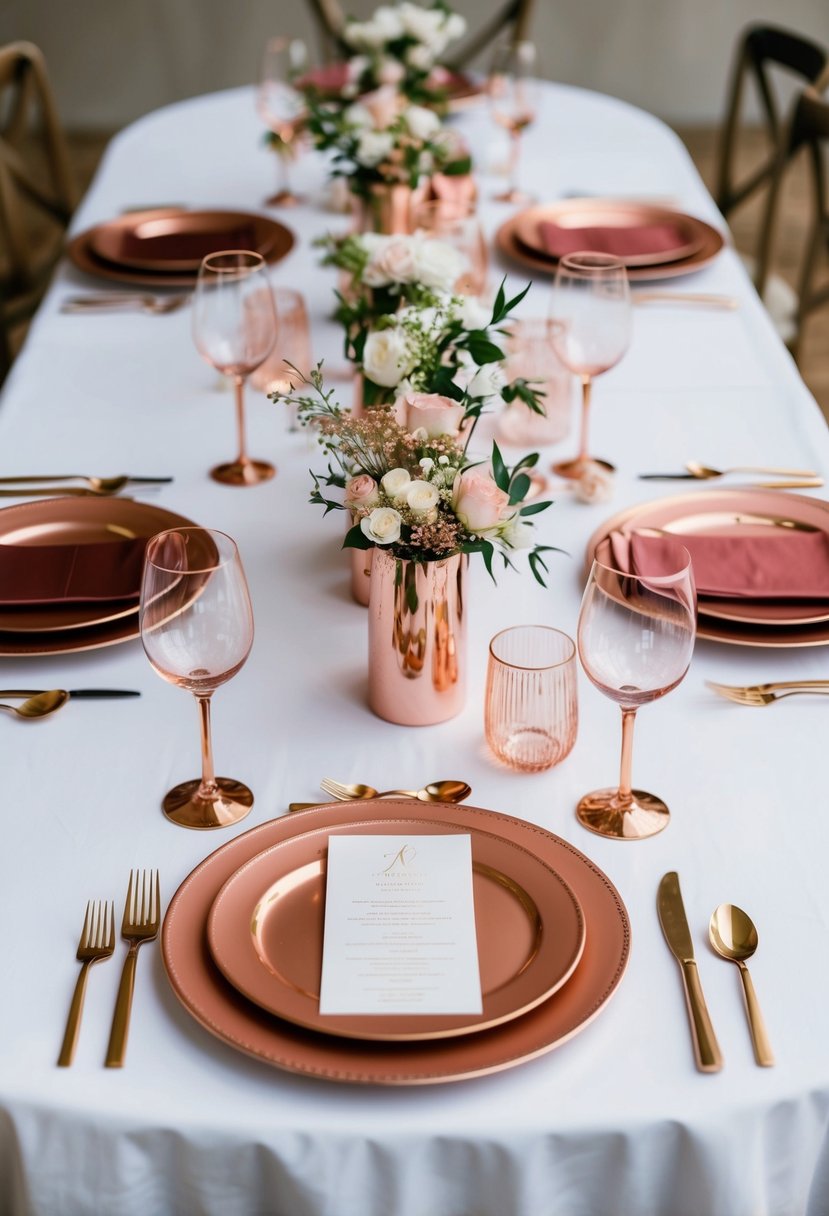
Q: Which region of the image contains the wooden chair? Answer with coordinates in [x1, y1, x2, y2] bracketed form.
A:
[755, 84, 829, 362]
[0, 41, 76, 383]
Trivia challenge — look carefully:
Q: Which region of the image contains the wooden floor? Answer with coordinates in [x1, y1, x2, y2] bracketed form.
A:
[14, 127, 829, 420]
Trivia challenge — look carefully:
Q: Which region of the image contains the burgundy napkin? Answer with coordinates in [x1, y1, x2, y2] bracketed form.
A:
[609, 529, 829, 600]
[0, 537, 147, 606]
[538, 220, 688, 260]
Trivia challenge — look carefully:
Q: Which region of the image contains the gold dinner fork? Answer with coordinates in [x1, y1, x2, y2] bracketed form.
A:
[57, 900, 115, 1067]
[706, 679, 829, 706]
[61, 294, 190, 315]
[105, 870, 160, 1068]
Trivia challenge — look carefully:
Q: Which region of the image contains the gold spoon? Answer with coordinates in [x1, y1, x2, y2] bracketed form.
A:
[288, 779, 472, 812]
[708, 903, 774, 1067]
[0, 689, 69, 719]
[686, 461, 817, 480]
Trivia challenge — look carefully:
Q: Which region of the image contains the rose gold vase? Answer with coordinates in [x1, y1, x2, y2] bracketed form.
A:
[352, 181, 428, 235]
[368, 549, 467, 725]
[349, 516, 372, 606]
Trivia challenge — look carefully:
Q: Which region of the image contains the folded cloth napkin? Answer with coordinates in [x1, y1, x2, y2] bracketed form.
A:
[538, 220, 688, 261]
[295, 63, 349, 94]
[0, 537, 147, 606]
[609, 529, 829, 600]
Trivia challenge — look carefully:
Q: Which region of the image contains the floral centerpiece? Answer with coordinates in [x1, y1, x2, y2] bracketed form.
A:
[270, 281, 557, 726]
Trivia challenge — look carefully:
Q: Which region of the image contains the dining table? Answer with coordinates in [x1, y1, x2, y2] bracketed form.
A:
[2, 79, 829, 1216]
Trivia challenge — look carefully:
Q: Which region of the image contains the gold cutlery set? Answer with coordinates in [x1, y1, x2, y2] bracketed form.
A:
[288, 777, 472, 813]
[0, 689, 141, 719]
[658, 871, 772, 1072]
[707, 679, 829, 706]
[61, 293, 191, 315]
[58, 870, 160, 1068]
[0, 474, 173, 498]
[639, 461, 822, 489]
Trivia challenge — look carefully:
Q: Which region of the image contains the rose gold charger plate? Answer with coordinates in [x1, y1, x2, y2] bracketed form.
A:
[162, 799, 631, 1085]
[67, 209, 295, 287]
[207, 814, 586, 1042]
[586, 488, 829, 647]
[496, 201, 725, 281]
[0, 497, 197, 654]
[513, 202, 703, 267]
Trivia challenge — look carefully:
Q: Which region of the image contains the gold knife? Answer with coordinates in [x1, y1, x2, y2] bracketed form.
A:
[657, 871, 723, 1072]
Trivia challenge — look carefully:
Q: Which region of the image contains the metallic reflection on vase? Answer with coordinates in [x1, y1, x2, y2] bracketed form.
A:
[368, 549, 467, 725]
[352, 181, 428, 235]
[350, 536, 372, 607]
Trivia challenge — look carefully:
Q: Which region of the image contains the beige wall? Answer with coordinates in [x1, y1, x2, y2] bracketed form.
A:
[3, 0, 829, 130]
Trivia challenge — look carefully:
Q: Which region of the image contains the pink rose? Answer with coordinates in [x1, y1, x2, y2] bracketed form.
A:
[345, 473, 380, 509]
[361, 85, 402, 130]
[363, 237, 418, 287]
[405, 392, 465, 438]
[452, 468, 513, 534]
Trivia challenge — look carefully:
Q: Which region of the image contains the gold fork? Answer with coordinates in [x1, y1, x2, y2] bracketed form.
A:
[105, 870, 160, 1068]
[706, 679, 829, 706]
[58, 900, 115, 1067]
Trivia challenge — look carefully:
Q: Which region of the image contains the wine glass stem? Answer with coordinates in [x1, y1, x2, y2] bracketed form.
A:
[577, 375, 593, 464]
[196, 694, 219, 800]
[275, 145, 291, 195]
[617, 706, 637, 809]
[508, 130, 521, 195]
[233, 375, 251, 468]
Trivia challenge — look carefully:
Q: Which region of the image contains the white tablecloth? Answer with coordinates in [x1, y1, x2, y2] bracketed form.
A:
[2, 83, 829, 1216]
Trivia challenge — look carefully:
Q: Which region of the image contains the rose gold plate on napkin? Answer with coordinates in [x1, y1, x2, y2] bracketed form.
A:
[586, 489, 829, 644]
[207, 815, 585, 1041]
[496, 207, 724, 281]
[68, 210, 294, 286]
[0, 498, 197, 649]
[513, 202, 703, 268]
[162, 800, 631, 1085]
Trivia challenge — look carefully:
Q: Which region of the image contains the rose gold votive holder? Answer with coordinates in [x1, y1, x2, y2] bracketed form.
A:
[485, 625, 578, 772]
[251, 289, 311, 429]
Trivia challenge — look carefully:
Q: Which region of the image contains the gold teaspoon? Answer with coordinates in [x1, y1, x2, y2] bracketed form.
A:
[0, 689, 69, 719]
[708, 903, 774, 1067]
[289, 779, 472, 812]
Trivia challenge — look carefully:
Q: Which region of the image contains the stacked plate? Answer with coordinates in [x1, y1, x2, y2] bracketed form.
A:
[0, 498, 197, 656]
[586, 489, 829, 648]
[496, 199, 724, 281]
[162, 798, 631, 1084]
[67, 208, 295, 287]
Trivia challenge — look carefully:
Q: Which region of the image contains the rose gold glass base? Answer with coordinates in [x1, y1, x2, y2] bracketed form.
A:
[576, 788, 670, 840]
[265, 190, 304, 207]
[210, 459, 276, 486]
[493, 187, 535, 204]
[163, 778, 254, 830]
[551, 455, 616, 479]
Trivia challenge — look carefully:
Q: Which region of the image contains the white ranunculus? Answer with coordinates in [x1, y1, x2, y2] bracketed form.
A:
[467, 362, 506, 400]
[404, 479, 440, 517]
[361, 507, 402, 544]
[501, 516, 535, 549]
[402, 104, 441, 141]
[355, 130, 395, 168]
[411, 238, 465, 291]
[380, 467, 412, 501]
[343, 102, 374, 130]
[363, 327, 414, 387]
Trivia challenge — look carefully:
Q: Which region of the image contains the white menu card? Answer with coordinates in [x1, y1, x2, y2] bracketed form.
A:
[319, 834, 483, 1015]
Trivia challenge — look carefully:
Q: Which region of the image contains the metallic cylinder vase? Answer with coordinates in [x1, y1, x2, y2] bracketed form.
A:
[367, 549, 467, 725]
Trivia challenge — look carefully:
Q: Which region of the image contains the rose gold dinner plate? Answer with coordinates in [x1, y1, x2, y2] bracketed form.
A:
[207, 815, 586, 1042]
[67, 210, 295, 287]
[0, 497, 197, 653]
[513, 202, 703, 268]
[162, 800, 631, 1085]
[496, 204, 725, 281]
[585, 488, 829, 646]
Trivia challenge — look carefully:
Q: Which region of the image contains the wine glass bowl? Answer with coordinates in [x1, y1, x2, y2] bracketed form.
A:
[489, 40, 540, 204]
[257, 36, 309, 206]
[576, 543, 696, 839]
[140, 527, 255, 830]
[192, 250, 277, 486]
[549, 253, 631, 479]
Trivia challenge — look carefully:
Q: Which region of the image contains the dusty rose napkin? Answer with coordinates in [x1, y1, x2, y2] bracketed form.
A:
[538, 220, 688, 260]
[295, 64, 349, 94]
[609, 529, 829, 600]
[0, 537, 147, 606]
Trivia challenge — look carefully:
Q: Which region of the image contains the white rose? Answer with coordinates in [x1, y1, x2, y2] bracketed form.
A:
[402, 104, 441, 141]
[363, 236, 419, 287]
[346, 55, 370, 83]
[361, 507, 403, 544]
[355, 130, 395, 167]
[406, 44, 435, 71]
[344, 102, 374, 130]
[363, 328, 414, 387]
[445, 13, 467, 39]
[373, 6, 406, 39]
[574, 461, 615, 504]
[501, 517, 535, 549]
[377, 56, 406, 85]
[412, 237, 465, 291]
[405, 479, 440, 518]
[348, 19, 388, 49]
[381, 467, 412, 501]
[467, 362, 506, 399]
[399, 2, 445, 45]
[458, 297, 491, 331]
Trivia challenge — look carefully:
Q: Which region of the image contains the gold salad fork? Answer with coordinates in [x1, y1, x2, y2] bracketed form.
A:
[105, 870, 160, 1068]
[706, 679, 829, 706]
[58, 900, 115, 1067]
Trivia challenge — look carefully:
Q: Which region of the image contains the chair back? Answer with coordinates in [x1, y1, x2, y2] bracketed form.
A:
[715, 24, 827, 219]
